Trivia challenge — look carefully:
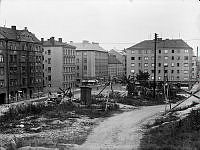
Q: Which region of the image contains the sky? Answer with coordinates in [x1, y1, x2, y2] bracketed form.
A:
[0, 0, 200, 53]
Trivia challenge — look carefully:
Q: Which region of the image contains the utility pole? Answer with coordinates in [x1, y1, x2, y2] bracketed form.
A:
[5, 39, 10, 103]
[197, 46, 199, 82]
[153, 33, 158, 100]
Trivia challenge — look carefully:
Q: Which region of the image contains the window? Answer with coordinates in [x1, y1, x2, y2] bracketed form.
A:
[158, 63, 161, 67]
[171, 56, 174, 60]
[84, 65, 87, 70]
[158, 56, 161, 60]
[159, 50, 161, 54]
[138, 63, 141, 67]
[164, 56, 168, 60]
[48, 67, 51, 73]
[131, 63, 135, 67]
[151, 70, 154, 73]
[77, 66, 79, 70]
[84, 58, 87, 63]
[151, 63, 154, 67]
[158, 76, 161, 80]
[0, 55, 4, 62]
[131, 50, 135, 54]
[144, 56, 148, 60]
[177, 70, 180, 74]
[177, 63, 180, 67]
[0, 67, 4, 75]
[48, 58, 51, 64]
[48, 75, 51, 81]
[172, 50, 174, 53]
[76, 58, 79, 63]
[151, 76, 154, 80]
[131, 57, 135, 60]
[131, 69, 135, 73]
[177, 76, 180, 79]
[184, 63, 189, 67]
[144, 50, 148, 54]
[0, 80, 4, 87]
[164, 63, 168, 67]
[171, 70, 174, 74]
[144, 69, 148, 73]
[47, 50, 51, 55]
[184, 50, 189, 53]
[151, 56, 154, 60]
[138, 57, 141, 60]
[83, 52, 87, 56]
[158, 70, 161, 74]
[184, 56, 189, 60]
[164, 50, 168, 54]
[177, 56, 180, 60]
[184, 70, 188, 74]
[171, 63, 175, 67]
[144, 63, 148, 67]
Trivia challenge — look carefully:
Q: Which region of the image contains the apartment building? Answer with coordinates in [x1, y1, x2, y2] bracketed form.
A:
[109, 49, 126, 76]
[0, 26, 43, 104]
[43, 37, 76, 92]
[108, 54, 124, 79]
[126, 38, 194, 82]
[70, 40, 108, 83]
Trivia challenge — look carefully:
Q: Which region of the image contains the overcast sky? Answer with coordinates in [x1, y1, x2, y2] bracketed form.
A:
[0, 0, 200, 52]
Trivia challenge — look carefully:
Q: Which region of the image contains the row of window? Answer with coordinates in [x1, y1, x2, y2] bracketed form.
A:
[63, 75, 75, 82]
[130, 69, 190, 74]
[131, 49, 189, 54]
[131, 62, 190, 67]
[147, 76, 189, 81]
[64, 57, 75, 64]
[0, 41, 42, 52]
[131, 56, 189, 61]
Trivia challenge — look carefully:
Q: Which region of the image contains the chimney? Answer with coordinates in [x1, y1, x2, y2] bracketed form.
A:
[92, 42, 99, 45]
[70, 41, 73, 44]
[58, 38, 62, 43]
[83, 40, 89, 44]
[41, 38, 44, 43]
[50, 37, 55, 46]
[24, 27, 28, 31]
[11, 26, 16, 30]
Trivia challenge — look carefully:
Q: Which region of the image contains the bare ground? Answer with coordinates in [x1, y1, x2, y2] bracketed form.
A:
[75, 105, 166, 150]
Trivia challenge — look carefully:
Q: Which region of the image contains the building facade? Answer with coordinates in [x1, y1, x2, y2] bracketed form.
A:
[126, 39, 194, 82]
[109, 49, 126, 77]
[108, 54, 124, 79]
[43, 37, 76, 92]
[0, 26, 43, 104]
[70, 40, 108, 83]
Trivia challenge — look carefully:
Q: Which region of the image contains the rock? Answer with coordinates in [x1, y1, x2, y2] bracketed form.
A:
[16, 124, 25, 128]
[51, 120, 63, 125]
[30, 127, 42, 132]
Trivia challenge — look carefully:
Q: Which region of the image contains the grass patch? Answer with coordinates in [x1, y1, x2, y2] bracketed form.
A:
[140, 108, 200, 150]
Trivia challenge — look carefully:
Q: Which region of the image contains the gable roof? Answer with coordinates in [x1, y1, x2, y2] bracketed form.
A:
[0, 26, 40, 43]
[70, 41, 106, 52]
[127, 39, 193, 50]
[108, 55, 122, 64]
[43, 40, 76, 48]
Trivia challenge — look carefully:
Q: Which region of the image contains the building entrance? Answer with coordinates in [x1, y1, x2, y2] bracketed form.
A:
[0, 93, 6, 104]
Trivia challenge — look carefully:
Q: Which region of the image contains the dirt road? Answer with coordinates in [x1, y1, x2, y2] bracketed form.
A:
[75, 105, 166, 150]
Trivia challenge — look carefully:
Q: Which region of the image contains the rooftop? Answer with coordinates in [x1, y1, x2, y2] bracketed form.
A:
[70, 40, 107, 52]
[0, 26, 40, 43]
[43, 37, 76, 48]
[108, 54, 122, 64]
[127, 39, 193, 50]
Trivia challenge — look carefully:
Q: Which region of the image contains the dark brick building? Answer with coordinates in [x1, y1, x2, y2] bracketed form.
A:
[0, 26, 43, 104]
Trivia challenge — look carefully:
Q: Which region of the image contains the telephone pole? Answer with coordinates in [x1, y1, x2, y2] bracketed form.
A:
[153, 33, 158, 100]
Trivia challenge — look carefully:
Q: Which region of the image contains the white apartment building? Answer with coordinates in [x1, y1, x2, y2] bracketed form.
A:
[126, 38, 195, 82]
[43, 37, 76, 92]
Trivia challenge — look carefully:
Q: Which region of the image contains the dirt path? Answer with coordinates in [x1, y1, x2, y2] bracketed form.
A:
[75, 105, 166, 150]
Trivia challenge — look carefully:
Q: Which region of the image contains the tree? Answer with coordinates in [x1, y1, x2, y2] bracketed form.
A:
[136, 70, 150, 87]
